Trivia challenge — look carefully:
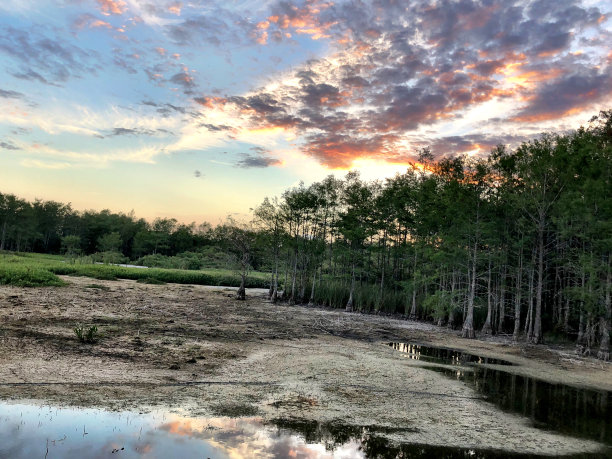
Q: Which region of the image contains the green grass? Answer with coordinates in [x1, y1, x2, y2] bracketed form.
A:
[0, 255, 66, 287]
[0, 252, 272, 288]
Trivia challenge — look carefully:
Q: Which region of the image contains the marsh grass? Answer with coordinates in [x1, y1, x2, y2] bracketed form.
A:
[0, 252, 270, 288]
[0, 262, 65, 287]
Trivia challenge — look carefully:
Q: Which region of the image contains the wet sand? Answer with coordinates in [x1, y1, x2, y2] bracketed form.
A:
[1, 276, 610, 456]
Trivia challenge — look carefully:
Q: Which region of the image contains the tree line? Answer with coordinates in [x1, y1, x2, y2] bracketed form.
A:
[251, 111, 611, 360]
[1, 111, 610, 359]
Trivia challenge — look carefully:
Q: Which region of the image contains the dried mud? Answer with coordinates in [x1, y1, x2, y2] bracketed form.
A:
[1, 276, 611, 456]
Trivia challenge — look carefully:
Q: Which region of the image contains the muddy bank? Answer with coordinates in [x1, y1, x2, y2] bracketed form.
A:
[0, 276, 611, 456]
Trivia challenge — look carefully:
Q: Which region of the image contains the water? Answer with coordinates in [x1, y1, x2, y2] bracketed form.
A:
[389, 343, 612, 446]
[1, 402, 603, 458]
[0, 403, 363, 458]
[388, 342, 514, 366]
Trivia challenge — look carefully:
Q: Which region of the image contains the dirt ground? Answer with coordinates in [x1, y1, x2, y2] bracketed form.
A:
[1, 276, 611, 456]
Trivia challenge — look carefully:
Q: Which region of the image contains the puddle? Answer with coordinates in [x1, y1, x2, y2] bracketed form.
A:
[388, 343, 611, 446]
[1, 402, 604, 458]
[388, 342, 514, 366]
[426, 365, 612, 446]
[0, 402, 363, 458]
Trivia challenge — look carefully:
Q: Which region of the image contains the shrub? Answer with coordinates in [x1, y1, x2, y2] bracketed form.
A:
[0, 265, 65, 287]
[92, 251, 129, 265]
[74, 324, 99, 343]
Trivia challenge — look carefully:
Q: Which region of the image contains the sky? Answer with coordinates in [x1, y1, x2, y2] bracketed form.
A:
[0, 0, 611, 224]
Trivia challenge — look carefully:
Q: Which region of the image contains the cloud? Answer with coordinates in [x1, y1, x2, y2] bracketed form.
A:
[169, 71, 197, 94]
[0, 88, 24, 99]
[20, 158, 72, 169]
[73, 14, 113, 30]
[0, 141, 20, 150]
[236, 156, 282, 169]
[190, 0, 610, 168]
[109, 127, 153, 136]
[235, 147, 282, 168]
[168, 2, 182, 16]
[166, 14, 230, 46]
[105, 127, 175, 137]
[96, 0, 127, 16]
[511, 68, 612, 122]
[198, 123, 233, 132]
[0, 27, 98, 84]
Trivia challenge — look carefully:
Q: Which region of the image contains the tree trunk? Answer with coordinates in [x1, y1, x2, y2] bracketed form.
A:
[271, 254, 279, 303]
[308, 268, 316, 305]
[346, 261, 355, 312]
[482, 259, 493, 334]
[462, 240, 477, 339]
[409, 246, 418, 319]
[409, 289, 417, 319]
[236, 274, 246, 300]
[282, 251, 290, 301]
[530, 224, 544, 344]
[448, 271, 457, 329]
[0, 219, 7, 251]
[525, 258, 535, 337]
[584, 313, 595, 356]
[513, 250, 523, 342]
[497, 265, 506, 333]
[289, 253, 298, 305]
[597, 265, 611, 361]
[577, 310, 586, 353]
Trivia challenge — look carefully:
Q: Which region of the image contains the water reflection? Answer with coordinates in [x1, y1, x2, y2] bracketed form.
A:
[2, 402, 604, 458]
[425, 365, 612, 446]
[387, 342, 611, 447]
[388, 343, 513, 366]
[0, 403, 362, 459]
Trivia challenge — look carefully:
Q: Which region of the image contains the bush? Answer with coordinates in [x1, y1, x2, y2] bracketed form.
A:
[0, 265, 65, 287]
[92, 251, 129, 265]
[74, 324, 99, 343]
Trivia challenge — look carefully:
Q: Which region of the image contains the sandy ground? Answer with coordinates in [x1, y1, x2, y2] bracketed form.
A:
[1, 276, 611, 456]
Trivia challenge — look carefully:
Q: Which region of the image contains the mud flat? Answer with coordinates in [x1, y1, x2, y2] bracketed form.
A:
[1, 276, 611, 457]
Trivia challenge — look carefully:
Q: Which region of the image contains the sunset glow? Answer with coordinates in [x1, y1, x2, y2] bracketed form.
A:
[1, 0, 611, 221]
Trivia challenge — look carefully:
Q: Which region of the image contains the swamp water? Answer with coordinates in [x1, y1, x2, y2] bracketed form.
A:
[0, 344, 609, 458]
[389, 343, 612, 446]
[0, 401, 602, 458]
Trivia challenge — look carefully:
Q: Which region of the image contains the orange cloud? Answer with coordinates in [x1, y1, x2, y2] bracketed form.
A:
[267, 0, 336, 41]
[511, 106, 587, 122]
[90, 19, 113, 29]
[255, 31, 268, 45]
[155, 47, 166, 56]
[97, 0, 127, 16]
[194, 96, 228, 109]
[168, 2, 182, 16]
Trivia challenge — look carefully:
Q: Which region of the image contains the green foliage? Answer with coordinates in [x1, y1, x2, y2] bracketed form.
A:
[0, 256, 65, 287]
[74, 324, 99, 343]
[2, 111, 611, 356]
[136, 250, 221, 270]
[97, 231, 122, 252]
[0, 252, 270, 288]
[92, 251, 129, 265]
[312, 280, 404, 313]
[136, 277, 166, 285]
[61, 235, 82, 257]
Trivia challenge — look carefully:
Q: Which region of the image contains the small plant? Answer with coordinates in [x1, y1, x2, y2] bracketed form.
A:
[74, 324, 99, 343]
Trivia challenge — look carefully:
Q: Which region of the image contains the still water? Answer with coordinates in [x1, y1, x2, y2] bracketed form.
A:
[0, 403, 362, 458]
[2, 401, 604, 458]
[389, 343, 612, 446]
